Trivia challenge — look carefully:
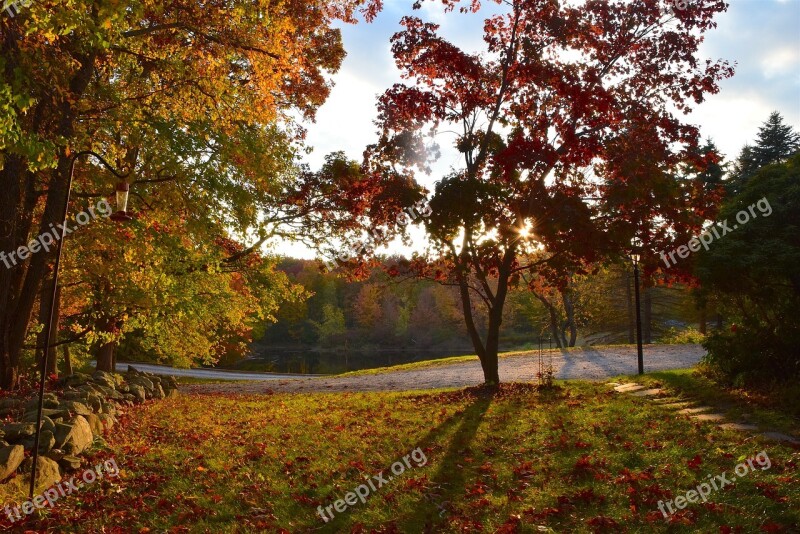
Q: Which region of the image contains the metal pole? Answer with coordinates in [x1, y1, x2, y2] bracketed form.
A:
[633, 262, 644, 375]
[29, 151, 127, 498]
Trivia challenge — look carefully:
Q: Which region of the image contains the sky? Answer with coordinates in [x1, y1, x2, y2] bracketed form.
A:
[274, 0, 800, 260]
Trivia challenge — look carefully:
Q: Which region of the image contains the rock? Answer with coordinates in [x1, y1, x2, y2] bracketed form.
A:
[92, 371, 117, 390]
[129, 376, 155, 393]
[128, 384, 146, 403]
[46, 449, 65, 462]
[85, 413, 104, 437]
[22, 413, 60, 431]
[0, 444, 24, 481]
[127, 365, 140, 375]
[60, 372, 91, 388]
[165, 388, 179, 399]
[99, 401, 117, 416]
[20, 429, 55, 454]
[53, 416, 93, 455]
[58, 455, 82, 471]
[2, 422, 35, 442]
[30, 456, 61, 490]
[152, 383, 165, 399]
[60, 401, 93, 417]
[24, 393, 60, 411]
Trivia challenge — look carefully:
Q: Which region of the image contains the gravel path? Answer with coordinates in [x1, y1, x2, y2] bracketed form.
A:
[184, 344, 705, 395]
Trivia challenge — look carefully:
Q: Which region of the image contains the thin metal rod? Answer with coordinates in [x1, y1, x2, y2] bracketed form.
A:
[29, 151, 128, 499]
[634, 262, 644, 375]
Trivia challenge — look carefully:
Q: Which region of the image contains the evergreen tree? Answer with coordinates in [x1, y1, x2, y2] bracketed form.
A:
[695, 138, 726, 190]
[728, 112, 800, 193]
[753, 111, 800, 166]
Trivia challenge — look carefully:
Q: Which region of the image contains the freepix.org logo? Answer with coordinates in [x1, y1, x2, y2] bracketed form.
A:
[2, 0, 32, 18]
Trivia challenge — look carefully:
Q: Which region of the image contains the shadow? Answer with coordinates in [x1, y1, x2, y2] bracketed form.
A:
[318, 387, 496, 532]
[393, 388, 495, 530]
[557, 347, 628, 380]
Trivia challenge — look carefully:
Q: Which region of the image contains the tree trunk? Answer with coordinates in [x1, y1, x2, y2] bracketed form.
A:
[534, 292, 564, 349]
[95, 316, 117, 373]
[561, 289, 578, 347]
[0, 43, 97, 390]
[482, 251, 513, 385]
[96, 341, 115, 373]
[456, 264, 491, 381]
[63, 344, 73, 376]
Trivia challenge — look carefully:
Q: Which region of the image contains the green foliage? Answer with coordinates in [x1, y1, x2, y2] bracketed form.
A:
[728, 112, 800, 194]
[659, 327, 706, 345]
[697, 154, 800, 383]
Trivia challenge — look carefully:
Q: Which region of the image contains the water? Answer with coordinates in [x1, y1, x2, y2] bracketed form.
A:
[233, 349, 477, 375]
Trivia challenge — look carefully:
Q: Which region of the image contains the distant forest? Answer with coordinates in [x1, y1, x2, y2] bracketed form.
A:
[254, 258, 712, 356]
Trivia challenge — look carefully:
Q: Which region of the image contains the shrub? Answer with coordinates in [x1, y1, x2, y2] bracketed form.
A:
[659, 327, 706, 345]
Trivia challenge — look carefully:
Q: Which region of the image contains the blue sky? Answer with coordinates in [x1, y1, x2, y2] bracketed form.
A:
[276, 0, 800, 260]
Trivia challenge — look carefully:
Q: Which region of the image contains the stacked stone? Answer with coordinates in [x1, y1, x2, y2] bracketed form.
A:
[0, 367, 177, 488]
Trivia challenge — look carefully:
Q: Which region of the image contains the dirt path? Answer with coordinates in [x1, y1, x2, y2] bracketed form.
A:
[185, 344, 705, 395]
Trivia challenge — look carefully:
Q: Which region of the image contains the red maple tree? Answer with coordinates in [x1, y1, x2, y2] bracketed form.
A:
[366, 0, 733, 383]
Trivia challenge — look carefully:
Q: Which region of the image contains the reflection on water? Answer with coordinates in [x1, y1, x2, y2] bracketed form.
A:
[235, 349, 476, 375]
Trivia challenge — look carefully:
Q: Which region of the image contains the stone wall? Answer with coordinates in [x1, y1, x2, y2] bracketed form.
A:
[0, 366, 177, 491]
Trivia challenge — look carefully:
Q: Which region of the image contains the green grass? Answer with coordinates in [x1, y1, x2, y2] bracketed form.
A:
[5, 373, 797, 532]
[335, 344, 665, 377]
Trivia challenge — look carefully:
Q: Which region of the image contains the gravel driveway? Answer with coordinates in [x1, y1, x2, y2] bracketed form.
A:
[185, 344, 705, 395]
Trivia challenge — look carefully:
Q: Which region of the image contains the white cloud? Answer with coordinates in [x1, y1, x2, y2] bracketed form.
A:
[760, 47, 800, 79]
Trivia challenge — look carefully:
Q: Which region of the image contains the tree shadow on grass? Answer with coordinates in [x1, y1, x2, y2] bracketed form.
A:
[387, 386, 498, 531]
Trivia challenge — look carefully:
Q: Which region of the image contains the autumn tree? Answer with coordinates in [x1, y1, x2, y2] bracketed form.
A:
[0, 0, 381, 388]
[367, 0, 732, 384]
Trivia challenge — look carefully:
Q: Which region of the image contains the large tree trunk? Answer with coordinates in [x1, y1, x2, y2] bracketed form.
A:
[96, 341, 115, 373]
[454, 241, 515, 385]
[95, 316, 117, 373]
[0, 42, 97, 390]
[481, 251, 513, 385]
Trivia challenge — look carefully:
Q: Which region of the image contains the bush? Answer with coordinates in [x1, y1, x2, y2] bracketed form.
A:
[659, 327, 706, 345]
[702, 320, 800, 386]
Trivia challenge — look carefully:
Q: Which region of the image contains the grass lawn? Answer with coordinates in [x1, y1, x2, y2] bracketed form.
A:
[2, 373, 797, 532]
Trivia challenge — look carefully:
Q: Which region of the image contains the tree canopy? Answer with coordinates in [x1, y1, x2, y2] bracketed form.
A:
[364, 0, 732, 383]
